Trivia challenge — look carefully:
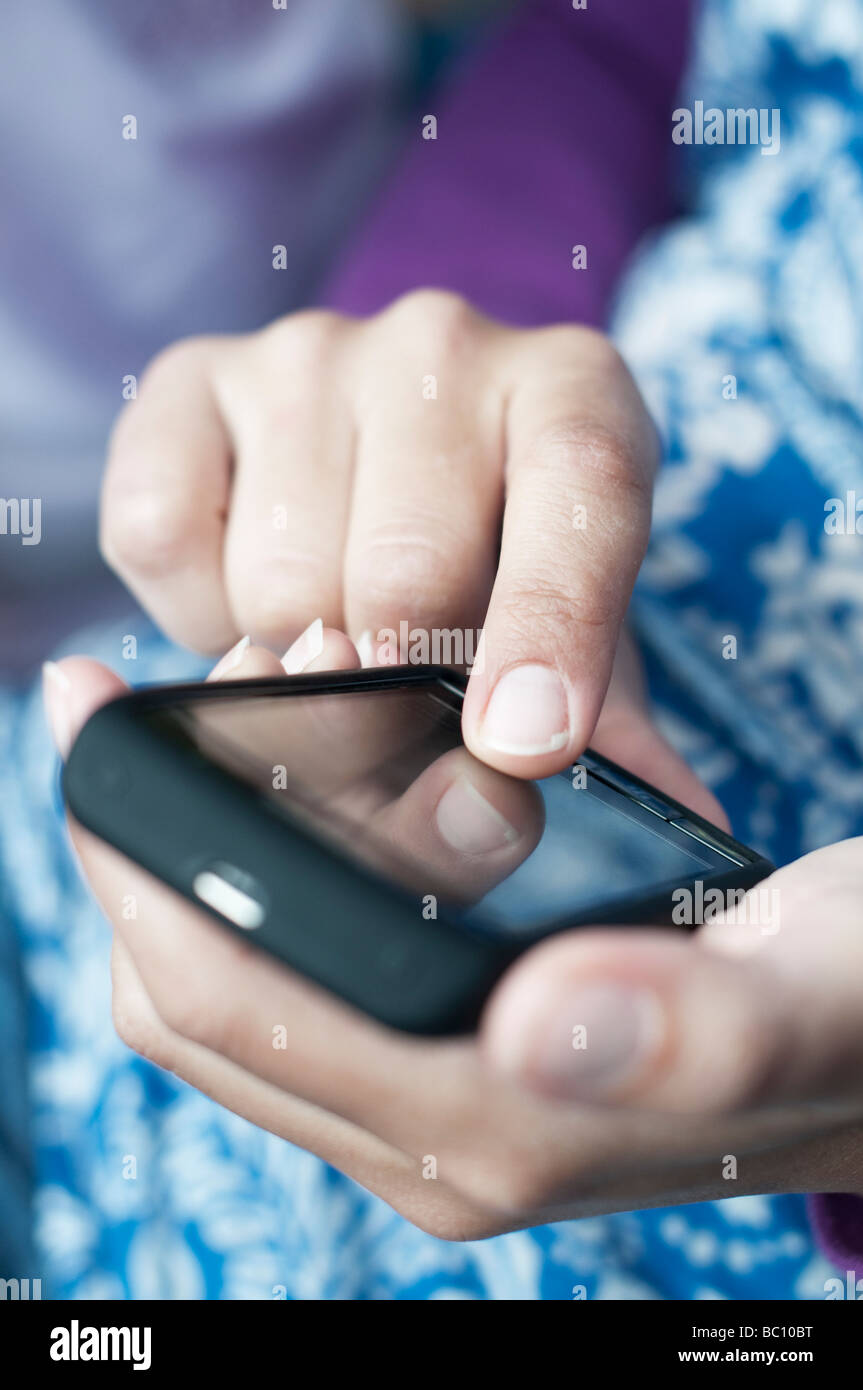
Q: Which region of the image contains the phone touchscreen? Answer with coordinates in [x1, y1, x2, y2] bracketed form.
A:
[147, 684, 733, 939]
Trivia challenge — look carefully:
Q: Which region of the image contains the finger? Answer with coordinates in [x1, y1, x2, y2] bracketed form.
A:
[280, 620, 359, 676]
[217, 315, 354, 650]
[196, 628, 393, 783]
[202, 630, 422, 796]
[342, 293, 499, 658]
[207, 638, 285, 682]
[100, 338, 238, 653]
[481, 855, 863, 1115]
[462, 329, 658, 779]
[43, 657, 129, 759]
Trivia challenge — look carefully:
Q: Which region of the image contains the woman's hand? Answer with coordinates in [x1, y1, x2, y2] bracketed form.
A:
[100, 293, 658, 778]
[45, 636, 863, 1246]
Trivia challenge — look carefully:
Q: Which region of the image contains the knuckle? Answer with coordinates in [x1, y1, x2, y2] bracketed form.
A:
[535, 321, 613, 359]
[260, 309, 343, 366]
[241, 313, 346, 432]
[535, 326, 636, 399]
[527, 327, 634, 398]
[136, 335, 213, 396]
[497, 576, 615, 646]
[524, 418, 650, 499]
[576, 327, 630, 378]
[380, 288, 477, 343]
[100, 490, 194, 577]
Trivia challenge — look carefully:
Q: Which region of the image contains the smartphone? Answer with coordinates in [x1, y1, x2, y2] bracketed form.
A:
[62, 665, 772, 1035]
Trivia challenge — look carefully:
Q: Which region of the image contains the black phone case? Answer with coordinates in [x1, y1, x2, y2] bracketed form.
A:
[62, 666, 774, 1035]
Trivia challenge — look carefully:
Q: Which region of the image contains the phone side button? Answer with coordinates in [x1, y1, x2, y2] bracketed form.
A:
[668, 818, 743, 865]
[192, 870, 266, 930]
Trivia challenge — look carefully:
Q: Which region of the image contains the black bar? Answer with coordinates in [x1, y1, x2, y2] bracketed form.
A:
[5, 1294, 859, 1375]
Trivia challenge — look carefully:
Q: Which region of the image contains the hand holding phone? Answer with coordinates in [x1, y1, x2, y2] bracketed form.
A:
[46, 634, 863, 1240]
[47, 636, 863, 1245]
[62, 652, 770, 1033]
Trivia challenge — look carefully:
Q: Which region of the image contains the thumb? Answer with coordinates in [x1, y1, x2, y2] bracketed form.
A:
[480, 889, 863, 1115]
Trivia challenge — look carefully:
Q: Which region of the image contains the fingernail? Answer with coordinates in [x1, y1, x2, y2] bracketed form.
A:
[281, 618, 323, 674]
[42, 661, 72, 759]
[356, 629, 376, 668]
[511, 983, 665, 1100]
[435, 777, 519, 855]
[479, 664, 570, 757]
[207, 635, 250, 681]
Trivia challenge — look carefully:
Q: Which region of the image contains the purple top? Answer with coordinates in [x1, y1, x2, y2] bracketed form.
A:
[326, 0, 693, 328]
[325, 0, 862, 1271]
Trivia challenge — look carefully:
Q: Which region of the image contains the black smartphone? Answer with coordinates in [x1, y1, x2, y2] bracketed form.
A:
[62, 665, 772, 1035]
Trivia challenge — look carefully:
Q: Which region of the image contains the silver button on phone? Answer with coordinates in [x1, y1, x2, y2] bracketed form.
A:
[193, 865, 266, 930]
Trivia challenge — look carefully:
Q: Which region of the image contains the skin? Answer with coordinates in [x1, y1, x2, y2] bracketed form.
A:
[45, 295, 863, 1239]
[98, 295, 659, 779]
